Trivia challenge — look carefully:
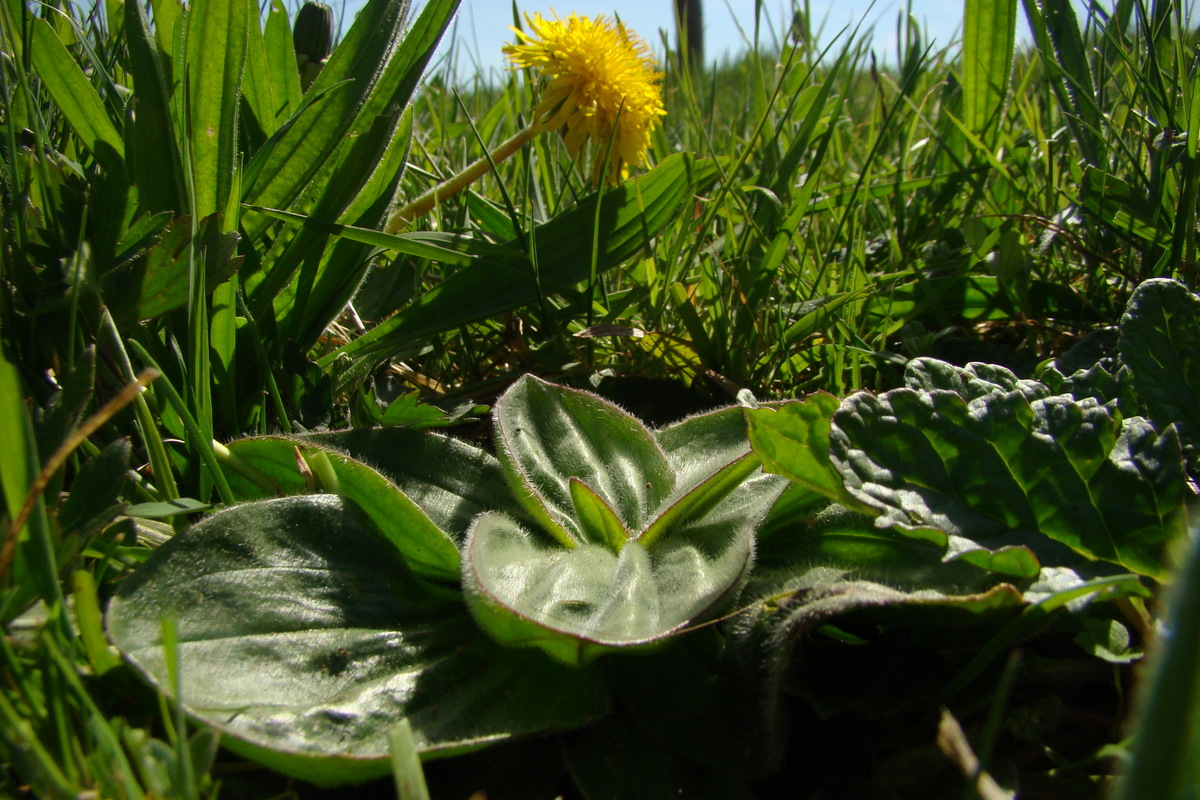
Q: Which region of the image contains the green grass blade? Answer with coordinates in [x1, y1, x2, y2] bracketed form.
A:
[124, 0, 186, 214]
[262, 0, 300, 123]
[29, 18, 124, 168]
[1113, 523, 1200, 800]
[274, 110, 413, 345]
[962, 0, 1017, 140]
[150, 0, 183, 64]
[184, 0, 249, 220]
[1188, 69, 1200, 159]
[71, 570, 121, 676]
[318, 152, 699, 378]
[389, 719, 432, 800]
[240, 1, 278, 140]
[0, 349, 34, 534]
[0, 345, 60, 611]
[243, 207, 520, 263]
[242, 0, 459, 239]
[126, 340, 236, 507]
[1024, 0, 1104, 165]
[98, 311, 179, 501]
[0, 690, 77, 800]
[248, 102, 412, 335]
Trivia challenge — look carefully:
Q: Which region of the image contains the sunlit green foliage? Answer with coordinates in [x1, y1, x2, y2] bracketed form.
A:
[3, 0, 1200, 796]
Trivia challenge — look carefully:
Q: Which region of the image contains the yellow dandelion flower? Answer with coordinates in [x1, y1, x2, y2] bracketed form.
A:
[384, 10, 665, 231]
[504, 12, 666, 186]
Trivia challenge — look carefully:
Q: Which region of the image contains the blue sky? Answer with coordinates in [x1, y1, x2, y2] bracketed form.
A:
[344, 1, 968, 81]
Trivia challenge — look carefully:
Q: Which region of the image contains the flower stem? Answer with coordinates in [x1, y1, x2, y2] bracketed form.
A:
[385, 122, 543, 232]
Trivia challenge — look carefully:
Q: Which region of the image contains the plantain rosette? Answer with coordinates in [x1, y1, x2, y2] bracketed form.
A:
[464, 375, 787, 666]
[106, 375, 786, 783]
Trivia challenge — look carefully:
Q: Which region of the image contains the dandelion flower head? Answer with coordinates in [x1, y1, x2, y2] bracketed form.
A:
[504, 11, 665, 186]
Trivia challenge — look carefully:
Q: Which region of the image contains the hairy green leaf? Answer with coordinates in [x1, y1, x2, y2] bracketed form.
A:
[216, 435, 460, 580]
[463, 507, 753, 666]
[493, 375, 672, 547]
[301, 427, 526, 539]
[106, 496, 607, 786]
[462, 379, 785, 665]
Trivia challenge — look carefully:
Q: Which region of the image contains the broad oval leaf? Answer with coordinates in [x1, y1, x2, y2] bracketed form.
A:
[463, 507, 755, 666]
[106, 495, 608, 786]
[493, 375, 673, 547]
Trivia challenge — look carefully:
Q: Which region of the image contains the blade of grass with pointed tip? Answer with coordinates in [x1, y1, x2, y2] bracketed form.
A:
[29, 19, 124, 169]
[242, 0, 458, 242]
[0, 350, 60, 613]
[1113, 521, 1200, 800]
[266, 106, 413, 344]
[239, 2, 278, 139]
[240, 0, 411, 234]
[242, 0, 457, 337]
[962, 0, 1017, 141]
[1022, 0, 1104, 165]
[263, 0, 300, 121]
[319, 153, 699, 381]
[185, 0, 248, 221]
[242, 207, 522, 265]
[124, 0, 185, 213]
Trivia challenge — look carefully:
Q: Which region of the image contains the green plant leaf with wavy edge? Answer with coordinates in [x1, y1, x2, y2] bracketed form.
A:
[747, 391, 1042, 578]
[1119, 278, 1200, 469]
[829, 358, 1187, 579]
[105, 495, 608, 786]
